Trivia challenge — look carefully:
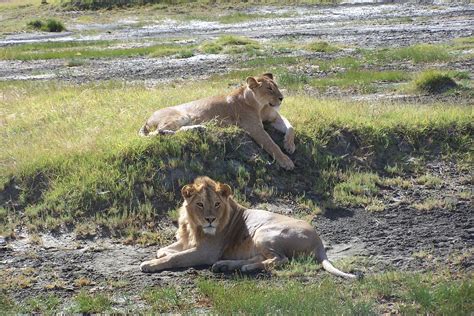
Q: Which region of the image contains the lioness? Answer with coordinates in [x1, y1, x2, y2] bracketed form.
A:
[139, 73, 295, 170]
[140, 176, 357, 279]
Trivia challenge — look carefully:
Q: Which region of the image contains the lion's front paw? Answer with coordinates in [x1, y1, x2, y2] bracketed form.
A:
[284, 130, 295, 154]
[156, 250, 168, 259]
[211, 262, 230, 273]
[140, 261, 155, 273]
[278, 155, 295, 171]
[284, 139, 295, 154]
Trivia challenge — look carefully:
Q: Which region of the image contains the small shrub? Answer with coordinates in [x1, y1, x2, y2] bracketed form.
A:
[177, 49, 194, 59]
[306, 41, 339, 53]
[27, 19, 44, 30]
[27, 19, 65, 32]
[414, 71, 457, 94]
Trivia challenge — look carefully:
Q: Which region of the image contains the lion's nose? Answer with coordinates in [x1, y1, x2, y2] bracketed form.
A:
[279, 97, 284, 101]
[205, 216, 216, 224]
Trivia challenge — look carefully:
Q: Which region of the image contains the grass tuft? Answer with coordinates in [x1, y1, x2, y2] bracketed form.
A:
[70, 291, 111, 313]
[306, 40, 339, 53]
[413, 70, 458, 94]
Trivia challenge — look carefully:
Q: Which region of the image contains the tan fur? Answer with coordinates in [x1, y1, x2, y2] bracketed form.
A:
[140, 177, 357, 279]
[139, 73, 295, 170]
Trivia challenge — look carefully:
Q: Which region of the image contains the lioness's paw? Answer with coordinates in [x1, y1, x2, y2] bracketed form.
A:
[140, 261, 154, 273]
[284, 130, 296, 154]
[284, 139, 296, 154]
[278, 155, 295, 170]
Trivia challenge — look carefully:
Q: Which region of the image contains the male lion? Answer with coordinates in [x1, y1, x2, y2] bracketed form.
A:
[138, 73, 295, 170]
[140, 176, 357, 279]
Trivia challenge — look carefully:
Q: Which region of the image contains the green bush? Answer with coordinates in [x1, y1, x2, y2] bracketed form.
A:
[27, 19, 65, 32]
[414, 71, 458, 94]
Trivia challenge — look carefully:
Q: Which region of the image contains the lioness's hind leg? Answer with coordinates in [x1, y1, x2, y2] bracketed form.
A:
[241, 255, 289, 272]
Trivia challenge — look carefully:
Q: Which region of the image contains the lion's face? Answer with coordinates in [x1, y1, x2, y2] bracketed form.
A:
[247, 73, 284, 108]
[181, 177, 232, 235]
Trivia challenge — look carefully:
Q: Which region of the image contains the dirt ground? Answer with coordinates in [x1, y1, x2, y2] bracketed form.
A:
[1, 160, 472, 310]
[0, 1, 473, 312]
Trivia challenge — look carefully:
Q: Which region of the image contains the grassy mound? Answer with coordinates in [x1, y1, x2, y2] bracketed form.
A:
[414, 70, 458, 94]
[0, 80, 472, 236]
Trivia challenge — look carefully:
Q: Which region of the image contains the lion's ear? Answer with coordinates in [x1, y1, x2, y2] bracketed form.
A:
[246, 77, 259, 89]
[262, 73, 274, 80]
[216, 183, 232, 198]
[181, 184, 196, 199]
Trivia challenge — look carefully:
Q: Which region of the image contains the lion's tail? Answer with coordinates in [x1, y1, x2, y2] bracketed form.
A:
[138, 123, 149, 137]
[315, 242, 358, 279]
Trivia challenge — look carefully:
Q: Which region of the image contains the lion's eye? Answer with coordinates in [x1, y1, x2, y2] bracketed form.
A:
[267, 87, 273, 91]
[214, 202, 220, 208]
[196, 202, 204, 208]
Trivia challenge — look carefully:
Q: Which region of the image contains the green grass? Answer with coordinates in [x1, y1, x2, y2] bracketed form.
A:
[20, 294, 61, 315]
[364, 44, 451, 64]
[0, 41, 196, 61]
[416, 174, 442, 188]
[0, 79, 472, 235]
[306, 40, 340, 53]
[141, 286, 189, 313]
[412, 70, 458, 94]
[70, 291, 112, 313]
[197, 271, 474, 315]
[333, 172, 381, 207]
[200, 35, 261, 55]
[311, 69, 409, 93]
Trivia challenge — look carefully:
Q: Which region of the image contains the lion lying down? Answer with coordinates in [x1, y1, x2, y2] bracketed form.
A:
[139, 73, 295, 170]
[140, 177, 357, 279]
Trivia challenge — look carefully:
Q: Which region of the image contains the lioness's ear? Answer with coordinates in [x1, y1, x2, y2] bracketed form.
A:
[181, 184, 196, 199]
[246, 77, 259, 89]
[216, 183, 232, 198]
[262, 73, 274, 80]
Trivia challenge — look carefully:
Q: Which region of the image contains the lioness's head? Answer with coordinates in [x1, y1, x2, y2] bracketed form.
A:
[246, 73, 284, 108]
[181, 177, 232, 236]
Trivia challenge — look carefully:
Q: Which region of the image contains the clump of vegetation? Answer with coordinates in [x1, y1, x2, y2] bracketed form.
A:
[275, 70, 310, 89]
[306, 41, 339, 53]
[27, 19, 65, 32]
[200, 35, 260, 55]
[366, 44, 450, 64]
[413, 198, 446, 211]
[70, 291, 111, 313]
[311, 69, 409, 93]
[333, 172, 381, 207]
[413, 70, 458, 94]
[141, 286, 189, 313]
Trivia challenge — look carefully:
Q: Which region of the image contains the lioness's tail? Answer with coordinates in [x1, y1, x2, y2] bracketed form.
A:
[138, 123, 149, 137]
[315, 243, 358, 279]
